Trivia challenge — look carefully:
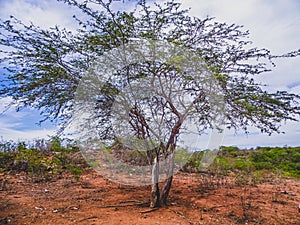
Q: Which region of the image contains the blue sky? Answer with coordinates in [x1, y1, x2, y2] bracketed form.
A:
[0, 0, 299, 148]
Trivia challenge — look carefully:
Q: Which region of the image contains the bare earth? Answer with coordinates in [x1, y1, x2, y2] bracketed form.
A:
[1, 170, 300, 225]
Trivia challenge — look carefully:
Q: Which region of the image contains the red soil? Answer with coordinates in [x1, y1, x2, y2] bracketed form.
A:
[1, 170, 300, 225]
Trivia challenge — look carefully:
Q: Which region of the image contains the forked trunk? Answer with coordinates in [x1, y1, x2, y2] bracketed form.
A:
[149, 152, 176, 207]
[150, 120, 179, 207]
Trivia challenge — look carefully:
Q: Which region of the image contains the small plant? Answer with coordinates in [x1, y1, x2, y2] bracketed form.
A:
[68, 164, 83, 181]
[235, 173, 250, 186]
[251, 170, 266, 185]
[240, 196, 248, 222]
[0, 151, 15, 172]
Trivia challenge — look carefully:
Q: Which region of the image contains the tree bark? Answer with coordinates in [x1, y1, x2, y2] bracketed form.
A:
[150, 157, 160, 208]
[160, 151, 175, 206]
[151, 118, 180, 207]
[160, 175, 173, 206]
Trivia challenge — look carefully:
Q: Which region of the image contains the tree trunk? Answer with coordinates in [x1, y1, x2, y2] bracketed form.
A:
[151, 118, 180, 207]
[160, 151, 175, 206]
[150, 157, 160, 208]
[150, 183, 160, 208]
[160, 175, 173, 206]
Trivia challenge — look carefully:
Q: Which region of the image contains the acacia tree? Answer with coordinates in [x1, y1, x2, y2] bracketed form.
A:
[0, 0, 299, 207]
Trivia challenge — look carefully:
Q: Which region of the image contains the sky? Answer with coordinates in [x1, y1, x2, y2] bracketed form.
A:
[0, 0, 299, 148]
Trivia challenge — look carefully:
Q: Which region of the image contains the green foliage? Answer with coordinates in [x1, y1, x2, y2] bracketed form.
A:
[210, 156, 231, 175]
[0, 138, 87, 181]
[67, 164, 83, 181]
[182, 151, 205, 172]
[49, 136, 80, 153]
[251, 170, 267, 185]
[183, 146, 300, 179]
[220, 146, 240, 152]
[250, 146, 300, 177]
[174, 148, 191, 165]
[233, 158, 255, 172]
[15, 149, 47, 175]
[1, 137, 299, 182]
[0, 151, 15, 172]
[50, 137, 64, 152]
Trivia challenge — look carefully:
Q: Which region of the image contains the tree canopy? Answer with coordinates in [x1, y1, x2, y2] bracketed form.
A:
[0, 0, 300, 207]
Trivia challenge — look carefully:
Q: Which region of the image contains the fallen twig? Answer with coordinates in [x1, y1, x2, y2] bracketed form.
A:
[119, 200, 141, 203]
[98, 201, 149, 208]
[78, 215, 98, 222]
[140, 207, 159, 214]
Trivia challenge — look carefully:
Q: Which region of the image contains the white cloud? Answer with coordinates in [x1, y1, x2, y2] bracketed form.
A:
[0, 126, 55, 141]
[0, 111, 56, 141]
[0, 96, 13, 113]
[256, 57, 300, 93]
[180, 0, 300, 46]
[222, 121, 300, 148]
[0, 97, 56, 141]
[0, 113, 55, 142]
[179, 0, 300, 89]
[0, 0, 79, 30]
[178, 0, 300, 147]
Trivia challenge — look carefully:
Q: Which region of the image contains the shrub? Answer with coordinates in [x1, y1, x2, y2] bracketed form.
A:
[233, 158, 255, 172]
[182, 151, 205, 172]
[0, 152, 15, 172]
[253, 161, 274, 170]
[68, 164, 83, 181]
[210, 156, 231, 176]
[0, 138, 87, 181]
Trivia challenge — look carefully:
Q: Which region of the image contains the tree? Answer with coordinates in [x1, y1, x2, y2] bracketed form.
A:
[0, 0, 299, 207]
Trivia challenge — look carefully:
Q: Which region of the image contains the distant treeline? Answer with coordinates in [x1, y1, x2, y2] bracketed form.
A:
[0, 138, 299, 180]
[183, 146, 300, 179]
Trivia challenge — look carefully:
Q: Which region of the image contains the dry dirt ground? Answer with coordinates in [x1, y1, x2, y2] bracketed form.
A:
[1, 170, 300, 225]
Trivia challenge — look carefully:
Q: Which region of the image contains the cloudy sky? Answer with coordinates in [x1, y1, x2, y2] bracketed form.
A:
[0, 0, 299, 148]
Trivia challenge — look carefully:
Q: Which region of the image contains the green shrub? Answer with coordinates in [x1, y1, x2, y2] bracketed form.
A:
[233, 158, 255, 172]
[234, 173, 251, 186]
[174, 148, 191, 164]
[249, 146, 300, 178]
[14, 149, 49, 175]
[253, 161, 274, 170]
[182, 151, 205, 172]
[0, 152, 15, 172]
[210, 156, 231, 175]
[68, 164, 83, 181]
[251, 170, 267, 185]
